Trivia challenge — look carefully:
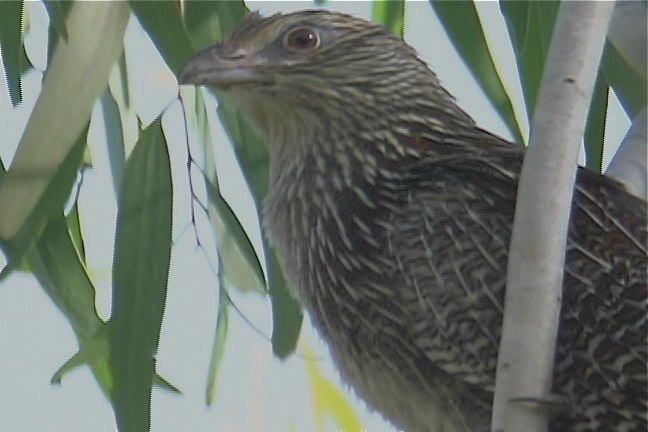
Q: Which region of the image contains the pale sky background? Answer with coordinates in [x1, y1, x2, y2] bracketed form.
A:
[0, 1, 629, 432]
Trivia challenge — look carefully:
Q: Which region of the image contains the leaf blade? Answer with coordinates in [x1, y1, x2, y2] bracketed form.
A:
[372, 0, 405, 38]
[0, 1, 130, 240]
[430, 0, 524, 143]
[110, 118, 173, 432]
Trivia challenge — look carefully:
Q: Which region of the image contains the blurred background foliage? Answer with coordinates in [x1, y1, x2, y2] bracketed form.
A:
[0, 1, 644, 431]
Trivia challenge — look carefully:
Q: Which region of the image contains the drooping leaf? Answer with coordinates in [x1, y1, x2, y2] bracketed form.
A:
[602, 40, 647, 119]
[183, 0, 247, 50]
[43, 0, 70, 42]
[430, 1, 524, 143]
[25, 215, 113, 398]
[205, 271, 230, 405]
[197, 91, 265, 295]
[0, 1, 130, 241]
[215, 99, 303, 357]
[183, 3, 303, 357]
[583, 72, 609, 171]
[499, 0, 560, 118]
[29, 215, 101, 341]
[268, 252, 302, 359]
[215, 98, 270, 203]
[51, 325, 110, 385]
[0, 125, 87, 282]
[128, 1, 194, 74]
[31, 214, 178, 397]
[100, 90, 127, 192]
[66, 203, 86, 263]
[0, 1, 29, 106]
[373, 0, 405, 38]
[110, 118, 173, 432]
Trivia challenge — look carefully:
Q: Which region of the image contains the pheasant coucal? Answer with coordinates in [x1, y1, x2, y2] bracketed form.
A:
[180, 10, 647, 432]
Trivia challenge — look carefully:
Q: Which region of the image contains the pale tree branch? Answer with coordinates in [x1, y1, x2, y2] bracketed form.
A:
[491, 3, 615, 432]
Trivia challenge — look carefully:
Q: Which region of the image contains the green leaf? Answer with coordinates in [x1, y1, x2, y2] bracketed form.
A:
[429, 1, 523, 143]
[215, 99, 303, 356]
[206, 274, 230, 405]
[217, 97, 270, 200]
[110, 118, 173, 432]
[268, 252, 302, 359]
[128, 1, 194, 74]
[51, 322, 179, 397]
[178, 2, 303, 356]
[372, 0, 405, 38]
[583, 72, 608, 171]
[197, 91, 265, 295]
[115, 50, 132, 110]
[0, 1, 130, 241]
[183, 0, 247, 50]
[0, 125, 87, 283]
[499, 0, 560, 118]
[204, 179, 266, 293]
[26, 215, 117, 398]
[180, 4, 304, 357]
[44, 1, 75, 65]
[0, 0, 29, 106]
[66, 203, 86, 263]
[29, 216, 101, 341]
[51, 326, 109, 385]
[101, 90, 127, 192]
[43, 0, 70, 41]
[602, 40, 647, 119]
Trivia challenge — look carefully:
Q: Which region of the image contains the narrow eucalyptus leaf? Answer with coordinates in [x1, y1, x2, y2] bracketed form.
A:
[197, 92, 266, 294]
[583, 74, 608, 171]
[372, 0, 405, 38]
[110, 118, 172, 432]
[500, 0, 560, 118]
[206, 279, 230, 405]
[31, 216, 101, 341]
[0, 1, 28, 106]
[430, 1, 523, 143]
[0, 127, 86, 283]
[66, 203, 86, 263]
[182, 6, 303, 358]
[0, 1, 130, 240]
[602, 40, 647, 119]
[43, 0, 70, 41]
[101, 91, 126, 192]
[268, 253, 303, 359]
[203, 175, 266, 294]
[129, 1, 194, 74]
[51, 328, 109, 385]
[183, 0, 247, 50]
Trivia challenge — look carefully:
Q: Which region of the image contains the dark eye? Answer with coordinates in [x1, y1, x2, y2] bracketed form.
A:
[284, 28, 320, 50]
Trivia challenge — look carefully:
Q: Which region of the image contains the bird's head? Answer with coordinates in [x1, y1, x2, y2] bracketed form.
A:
[180, 10, 467, 146]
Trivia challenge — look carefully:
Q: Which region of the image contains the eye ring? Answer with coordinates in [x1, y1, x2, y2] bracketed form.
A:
[284, 27, 321, 51]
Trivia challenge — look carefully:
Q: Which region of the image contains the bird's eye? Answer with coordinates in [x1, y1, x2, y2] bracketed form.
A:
[284, 28, 320, 50]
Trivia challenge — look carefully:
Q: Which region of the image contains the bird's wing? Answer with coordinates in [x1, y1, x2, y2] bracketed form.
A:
[386, 158, 517, 393]
[386, 138, 647, 410]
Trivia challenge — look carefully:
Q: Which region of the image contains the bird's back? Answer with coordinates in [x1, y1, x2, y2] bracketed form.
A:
[387, 134, 647, 431]
[267, 128, 647, 432]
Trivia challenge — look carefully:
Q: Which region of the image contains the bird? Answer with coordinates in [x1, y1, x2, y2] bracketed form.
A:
[180, 10, 647, 432]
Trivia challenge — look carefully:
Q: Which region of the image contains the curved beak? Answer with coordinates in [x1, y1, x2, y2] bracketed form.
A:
[179, 45, 267, 89]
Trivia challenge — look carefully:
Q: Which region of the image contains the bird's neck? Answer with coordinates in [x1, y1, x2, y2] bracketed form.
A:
[263, 123, 407, 306]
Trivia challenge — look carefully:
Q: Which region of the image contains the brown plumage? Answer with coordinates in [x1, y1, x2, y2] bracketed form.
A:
[180, 10, 647, 432]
